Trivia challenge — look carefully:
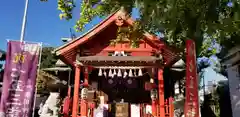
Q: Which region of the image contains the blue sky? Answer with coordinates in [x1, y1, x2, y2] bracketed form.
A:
[0, 0, 101, 50]
[0, 0, 227, 86]
[0, 0, 142, 51]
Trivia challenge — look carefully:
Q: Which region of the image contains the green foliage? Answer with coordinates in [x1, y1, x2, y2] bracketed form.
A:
[58, 0, 75, 20]
[40, 0, 240, 56]
[110, 21, 144, 48]
[40, 47, 57, 68]
[37, 47, 57, 94]
[0, 50, 5, 71]
[36, 71, 49, 94]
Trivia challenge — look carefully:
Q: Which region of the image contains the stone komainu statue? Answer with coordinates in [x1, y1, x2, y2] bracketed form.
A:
[39, 92, 61, 117]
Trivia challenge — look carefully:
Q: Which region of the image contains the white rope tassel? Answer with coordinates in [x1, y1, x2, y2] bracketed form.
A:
[123, 70, 128, 78]
[108, 69, 113, 77]
[138, 68, 143, 76]
[113, 69, 117, 76]
[134, 69, 137, 77]
[98, 68, 103, 76]
[103, 69, 107, 77]
[117, 69, 122, 77]
[129, 69, 133, 77]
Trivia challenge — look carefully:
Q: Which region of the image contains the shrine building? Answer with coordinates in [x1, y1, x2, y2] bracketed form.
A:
[54, 9, 182, 117]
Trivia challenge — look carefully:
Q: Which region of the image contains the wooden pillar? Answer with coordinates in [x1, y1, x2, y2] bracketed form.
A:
[72, 65, 81, 117]
[169, 97, 174, 117]
[158, 68, 165, 117]
[80, 67, 89, 117]
[150, 68, 158, 117]
[80, 100, 88, 117]
[152, 99, 157, 117]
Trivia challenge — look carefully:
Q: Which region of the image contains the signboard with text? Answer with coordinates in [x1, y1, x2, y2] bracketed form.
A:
[184, 39, 200, 117]
[0, 41, 41, 117]
[115, 103, 129, 117]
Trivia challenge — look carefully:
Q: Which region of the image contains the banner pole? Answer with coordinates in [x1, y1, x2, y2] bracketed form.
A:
[32, 42, 43, 117]
[20, 0, 29, 42]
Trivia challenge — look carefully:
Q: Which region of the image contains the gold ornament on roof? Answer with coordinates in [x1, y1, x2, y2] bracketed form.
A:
[110, 21, 143, 48]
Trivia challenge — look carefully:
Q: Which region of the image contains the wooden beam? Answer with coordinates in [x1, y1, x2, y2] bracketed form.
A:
[76, 61, 162, 67]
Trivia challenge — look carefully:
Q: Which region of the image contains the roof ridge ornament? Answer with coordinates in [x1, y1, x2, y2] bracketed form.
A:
[115, 16, 124, 26]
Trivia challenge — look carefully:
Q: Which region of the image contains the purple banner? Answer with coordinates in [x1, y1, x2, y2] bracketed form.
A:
[0, 41, 41, 117]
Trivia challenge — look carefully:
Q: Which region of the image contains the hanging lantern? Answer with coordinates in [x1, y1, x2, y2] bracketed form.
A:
[108, 69, 113, 77]
[138, 68, 143, 76]
[150, 89, 158, 100]
[123, 70, 128, 78]
[81, 88, 88, 99]
[98, 68, 103, 76]
[117, 69, 122, 77]
[129, 69, 133, 77]
[103, 69, 107, 77]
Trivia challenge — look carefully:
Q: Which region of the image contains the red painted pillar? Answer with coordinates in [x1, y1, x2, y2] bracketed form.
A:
[169, 97, 174, 117]
[152, 99, 157, 117]
[80, 100, 88, 117]
[80, 67, 89, 117]
[72, 66, 81, 117]
[158, 68, 165, 117]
